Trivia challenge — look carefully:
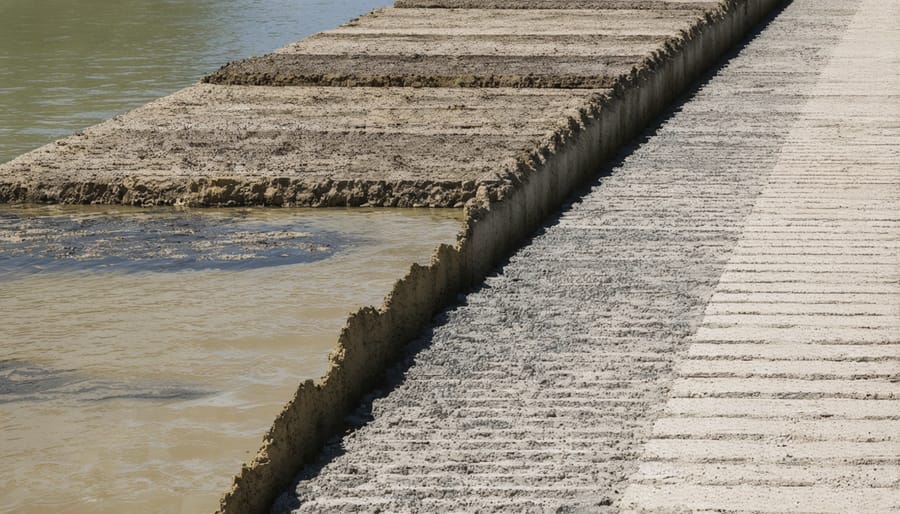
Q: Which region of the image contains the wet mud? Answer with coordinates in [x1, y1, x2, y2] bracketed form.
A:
[0, 205, 346, 274]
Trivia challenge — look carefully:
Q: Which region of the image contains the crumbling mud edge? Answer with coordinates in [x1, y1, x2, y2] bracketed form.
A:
[215, 1, 784, 512]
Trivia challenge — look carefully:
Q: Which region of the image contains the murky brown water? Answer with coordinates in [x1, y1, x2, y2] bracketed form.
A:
[0, 205, 462, 513]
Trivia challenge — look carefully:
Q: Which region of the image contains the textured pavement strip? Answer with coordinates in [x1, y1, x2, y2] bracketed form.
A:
[620, 0, 900, 511]
[269, 0, 896, 512]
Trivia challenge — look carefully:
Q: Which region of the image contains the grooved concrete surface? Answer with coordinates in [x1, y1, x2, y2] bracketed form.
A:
[273, 0, 898, 511]
[620, 0, 900, 511]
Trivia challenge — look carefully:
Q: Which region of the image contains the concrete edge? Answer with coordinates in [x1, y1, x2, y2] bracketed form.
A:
[214, 1, 785, 513]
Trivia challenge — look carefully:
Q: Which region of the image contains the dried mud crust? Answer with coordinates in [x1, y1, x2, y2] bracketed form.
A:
[204, 54, 643, 89]
[1, 2, 737, 209]
[203, 7, 716, 88]
[0, 86, 609, 207]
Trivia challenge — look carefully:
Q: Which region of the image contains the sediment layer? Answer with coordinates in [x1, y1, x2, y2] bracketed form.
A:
[203, 7, 711, 88]
[0, 86, 603, 207]
[1, 1, 758, 209]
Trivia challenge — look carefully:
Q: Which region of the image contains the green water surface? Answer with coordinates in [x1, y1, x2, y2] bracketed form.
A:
[0, 0, 389, 163]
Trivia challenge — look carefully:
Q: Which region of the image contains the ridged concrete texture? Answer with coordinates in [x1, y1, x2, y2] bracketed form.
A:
[620, 0, 900, 511]
[214, 2, 783, 510]
[271, 0, 899, 511]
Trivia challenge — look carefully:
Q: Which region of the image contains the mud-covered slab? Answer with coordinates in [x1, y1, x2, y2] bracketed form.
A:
[204, 7, 712, 88]
[395, 0, 723, 8]
[0, 84, 606, 207]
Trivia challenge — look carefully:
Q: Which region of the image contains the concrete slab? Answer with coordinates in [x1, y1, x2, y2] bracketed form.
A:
[204, 7, 712, 88]
[0, 85, 603, 206]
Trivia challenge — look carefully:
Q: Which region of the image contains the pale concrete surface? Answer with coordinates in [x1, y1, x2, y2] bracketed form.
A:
[271, 0, 898, 511]
[620, 0, 900, 511]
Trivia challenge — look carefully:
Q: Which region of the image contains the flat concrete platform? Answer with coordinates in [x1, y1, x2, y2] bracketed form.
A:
[205, 7, 711, 88]
[0, 86, 603, 206]
[270, 0, 900, 511]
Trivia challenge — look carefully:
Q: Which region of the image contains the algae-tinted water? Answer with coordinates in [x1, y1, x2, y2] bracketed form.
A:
[0, 206, 462, 514]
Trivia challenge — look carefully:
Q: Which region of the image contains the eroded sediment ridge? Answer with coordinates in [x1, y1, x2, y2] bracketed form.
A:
[0, 1, 788, 513]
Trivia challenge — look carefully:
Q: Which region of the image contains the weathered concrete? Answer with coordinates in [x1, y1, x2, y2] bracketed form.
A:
[0, 0, 787, 512]
[620, 0, 900, 511]
[204, 7, 715, 88]
[266, 0, 899, 512]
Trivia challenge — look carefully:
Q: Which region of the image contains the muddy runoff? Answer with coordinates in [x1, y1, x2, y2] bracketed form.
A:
[0, 205, 462, 514]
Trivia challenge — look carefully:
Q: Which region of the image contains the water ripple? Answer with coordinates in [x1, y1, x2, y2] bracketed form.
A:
[0, 360, 210, 404]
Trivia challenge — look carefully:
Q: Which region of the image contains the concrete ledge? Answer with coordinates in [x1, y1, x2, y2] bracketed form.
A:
[0, 0, 784, 512]
[215, 1, 784, 513]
